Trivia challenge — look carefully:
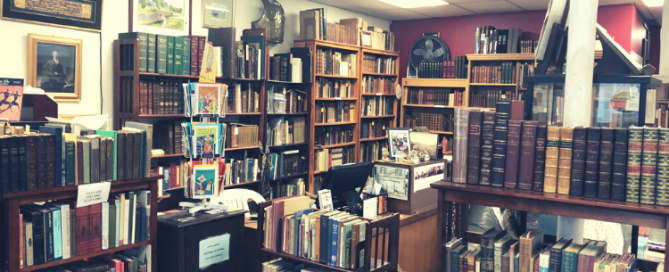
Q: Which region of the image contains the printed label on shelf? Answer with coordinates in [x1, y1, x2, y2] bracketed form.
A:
[376, 93, 382, 96]
[76, 182, 112, 208]
[335, 97, 342, 100]
[435, 105, 445, 108]
[199, 233, 230, 269]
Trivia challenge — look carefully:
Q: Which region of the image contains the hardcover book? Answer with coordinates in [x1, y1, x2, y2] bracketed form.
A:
[544, 126, 561, 193]
[504, 120, 522, 189]
[569, 127, 587, 196]
[467, 110, 483, 184]
[584, 127, 601, 198]
[480, 111, 496, 186]
[626, 126, 643, 203]
[518, 121, 538, 190]
[611, 128, 629, 201]
[453, 108, 470, 183]
[597, 128, 615, 199]
[657, 128, 669, 206]
[492, 100, 512, 187]
[557, 127, 574, 195]
[641, 127, 659, 205]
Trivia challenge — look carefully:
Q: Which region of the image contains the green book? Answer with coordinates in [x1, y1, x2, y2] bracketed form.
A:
[167, 36, 175, 74]
[174, 36, 183, 76]
[65, 141, 75, 186]
[80, 138, 91, 184]
[147, 34, 157, 73]
[118, 32, 148, 73]
[183, 38, 191, 76]
[156, 35, 168, 74]
[95, 130, 118, 181]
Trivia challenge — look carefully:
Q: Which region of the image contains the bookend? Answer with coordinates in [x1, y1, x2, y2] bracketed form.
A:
[535, 22, 568, 75]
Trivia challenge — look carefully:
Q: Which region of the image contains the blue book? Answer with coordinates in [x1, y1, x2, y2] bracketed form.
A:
[268, 153, 278, 179]
[95, 130, 118, 181]
[39, 126, 64, 187]
[50, 206, 62, 260]
[330, 216, 342, 266]
[246, 159, 254, 182]
[319, 211, 338, 263]
[293, 209, 313, 257]
[139, 208, 147, 242]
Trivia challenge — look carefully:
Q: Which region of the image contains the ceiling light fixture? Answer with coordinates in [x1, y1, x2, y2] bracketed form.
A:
[643, 0, 663, 7]
[378, 0, 448, 9]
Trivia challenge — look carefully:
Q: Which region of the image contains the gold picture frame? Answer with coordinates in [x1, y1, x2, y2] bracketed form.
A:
[27, 34, 82, 102]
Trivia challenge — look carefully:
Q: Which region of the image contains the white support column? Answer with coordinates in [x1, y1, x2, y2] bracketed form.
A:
[659, 0, 669, 74]
[558, 0, 599, 244]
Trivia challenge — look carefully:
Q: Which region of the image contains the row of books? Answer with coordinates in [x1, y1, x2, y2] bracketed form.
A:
[362, 55, 396, 74]
[224, 156, 260, 185]
[470, 90, 512, 109]
[262, 259, 345, 272]
[269, 150, 307, 180]
[267, 86, 308, 114]
[418, 61, 445, 78]
[407, 88, 466, 107]
[443, 57, 469, 79]
[227, 83, 261, 114]
[314, 147, 355, 172]
[315, 101, 355, 124]
[367, 27, 395, 51]
[118, 32, 203, 76]
[27, 248, 149, 272]
[362, 96, 394, 117]
[445, 229, 637, 272]
[360, 141, 389, 162]
[520, 63, 535, 89]
[315, 49, 357, 76]
[268, 117, 307, 147]
[153, 121, 182, 155]
[225, 123, 259, 149]
[362, 76, 396, 95]
[520, 40, 539, 54]
[0, 122, 152, 194]
[263, 196, 370, 269]
[474, 26, 523, 54]
[404, 113, 455, 132]
[315, 127, 353, 146]
[270, 53, 303, 83]
[361, 119, 391, 139]
[138, 79, 184, 115]
[316, 78, 354, 98]
[272, 178, 306, 199]
[19, 191, 150, 267]
[471, 62, 517, 84]
[156, 162, 186, 196]
[441, 136, 453, 154]
[234, 35, 266, 80]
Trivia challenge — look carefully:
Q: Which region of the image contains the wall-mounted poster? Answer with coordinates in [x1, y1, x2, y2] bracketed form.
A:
[131, 0, 191, 36]
[0, 78, 24, 121]
[374, 164, 409, 201]
[27, 34, 82, 101]
[203, 0, 234, 28]
[1, 0, 103, 32]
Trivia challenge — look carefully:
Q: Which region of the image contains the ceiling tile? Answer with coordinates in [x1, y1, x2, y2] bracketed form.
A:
[506, 0, 550, 10]
[454, 1, 524, 14]
[412, 4, 474, 18]
[373, 9, 432, 20]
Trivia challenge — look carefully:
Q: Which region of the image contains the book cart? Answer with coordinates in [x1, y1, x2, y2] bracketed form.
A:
[256, 200, 401, 272]
[3, 175, 161, 272]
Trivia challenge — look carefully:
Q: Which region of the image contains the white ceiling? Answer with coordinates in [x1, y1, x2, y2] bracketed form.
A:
[307, 0, 665, 26]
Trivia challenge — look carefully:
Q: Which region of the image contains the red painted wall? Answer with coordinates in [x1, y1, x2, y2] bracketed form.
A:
[390, 4, 643, 78]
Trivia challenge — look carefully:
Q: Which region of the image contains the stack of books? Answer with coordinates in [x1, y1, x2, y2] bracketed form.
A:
[315, 102, 355, 124]
[367, 26, 395, 51]
[363, 55, 395, 74]
[267, 86, 308, 114]
[470, 90, 512, 108]
[362, 76, 396, 95]
[153, 121, 183, 155]
[314, 147, 355, 172]
[471, 62, 517, 84]
[118, 32, 201, 76]
[474, 27, 522, 54]
[315, 49, 357, 76]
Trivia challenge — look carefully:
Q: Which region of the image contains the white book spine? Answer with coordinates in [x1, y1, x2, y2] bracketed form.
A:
[101, 202, 109, 250]
[124, 199, 130, 245]
[115, 199, 120, 247]
[131, 195, 137, 244]
[60, 204, 71, 260]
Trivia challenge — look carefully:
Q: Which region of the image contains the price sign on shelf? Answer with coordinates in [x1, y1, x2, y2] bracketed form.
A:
[76, 182, 112, 208]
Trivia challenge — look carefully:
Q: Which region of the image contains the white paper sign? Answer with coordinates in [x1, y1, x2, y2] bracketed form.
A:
[363, 198, 378, 219]
[413, 163, 445, 192]
[199, 233, 230, 269]
[76, 182, 112, 208]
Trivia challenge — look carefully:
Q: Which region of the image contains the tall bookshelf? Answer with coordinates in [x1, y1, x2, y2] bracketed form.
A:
[293, 39, 362, 193]
[466, 53, 536, 103]
[359, 48, 400, 162]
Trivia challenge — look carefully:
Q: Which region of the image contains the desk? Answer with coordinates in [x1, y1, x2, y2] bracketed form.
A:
[243, 207, 439, 272]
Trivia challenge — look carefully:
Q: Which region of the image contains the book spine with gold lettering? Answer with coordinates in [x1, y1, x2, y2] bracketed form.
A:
[557, 127, 573, 195]
[611, 128, 628, 201]
[657, 128, 669, 206]
[156, 35, 168, 74]
[569, 127, 587, 196]
[583, 127, 601, 198]
[626, 126, 644, 202]
[543, 126, 561, 193]
[641, 127, 659, 204]
[597, 128, 614, 199]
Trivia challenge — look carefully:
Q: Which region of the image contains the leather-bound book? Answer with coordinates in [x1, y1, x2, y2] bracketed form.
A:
[88, 136, 100, 183]
[75, 203, 90, 256]
[626, 126, 644, 202]
[0, 137, 9, 194]
[467, 110, 483, 184]
[18, 136, 27, 191]
[569, 127, 587, 196]
[116, 132, 126, 181]
[452, 108, 470, 183]
[557, 127, 573, 195]
[544, 126, 561, 193]
[597, 128, 615, 199]
[492, 100, 512, 187]
[640, 127, 659, 205]
[511, 100, 524, 120]
[132, 132, 142, 179]
[89, 203, 102, 253]
[36, 135, 49, 189]
[106, 138, 114, 182]
[518, 121, 538, 190]
[76, 140, 84, 186]
[583, 127, 601, 198]
[533, 125, 548, 192]
[611, 128, 628, 201]
[124, 132, 134, 180]
[8, 137, 19, 192]
[504, 120, 523, 189]
[656, 128, 669, 206]
[25, 135, 38, 190]
[479, 111, 496, 186]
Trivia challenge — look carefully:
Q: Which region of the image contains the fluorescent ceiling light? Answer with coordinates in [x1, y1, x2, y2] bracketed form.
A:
[378, 0, 448, 9]
[643, 0, 663, 7]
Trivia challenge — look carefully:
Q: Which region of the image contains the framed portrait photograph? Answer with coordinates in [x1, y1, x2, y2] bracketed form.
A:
[387, 128, 411, 158]
[130, 0, 191, 36]
[27, 34, 82, 101]
[203, 0, 234, 28]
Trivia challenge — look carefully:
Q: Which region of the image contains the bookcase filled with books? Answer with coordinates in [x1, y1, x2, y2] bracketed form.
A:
[293, 39, 362, 193]
[359, 48, 399, 162]
[465, 53, 535, 103]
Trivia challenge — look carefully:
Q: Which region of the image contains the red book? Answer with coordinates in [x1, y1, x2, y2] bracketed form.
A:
[89, 203, 102, 253]
[170, 163, 178, 189]
[75, 204, 90, 256]
[106, 258, 124, 272]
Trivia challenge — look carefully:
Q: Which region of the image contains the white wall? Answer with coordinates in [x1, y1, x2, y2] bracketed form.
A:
[0, 0, 389, 121]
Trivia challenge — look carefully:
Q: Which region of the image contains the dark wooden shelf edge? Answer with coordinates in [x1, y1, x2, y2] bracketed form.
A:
[3, 175, 162, 199]
[225, 146, 261, 151]
[259, 249, 353, 272]
[269, 143, 308, 148]
[20, 241, 151, 272]
[151, 153, 184, 159]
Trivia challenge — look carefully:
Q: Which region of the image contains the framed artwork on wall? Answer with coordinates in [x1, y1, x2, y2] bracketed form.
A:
[202, 0, 234, 28]
[1, 0, 103, 32]
[130, 0, 191, 36]
[27, 34, 82, 102]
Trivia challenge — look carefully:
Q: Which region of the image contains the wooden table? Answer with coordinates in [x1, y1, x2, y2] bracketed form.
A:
[243, 207, 439, 272]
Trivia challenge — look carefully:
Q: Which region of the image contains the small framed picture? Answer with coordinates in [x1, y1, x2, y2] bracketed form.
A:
[361, 31, 372, 48]
[203, 0, 234, 28]
[27, 34, 82, 101]
[387, 128, 411, 158]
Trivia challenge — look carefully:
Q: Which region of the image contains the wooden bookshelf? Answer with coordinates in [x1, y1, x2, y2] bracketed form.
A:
[4, 175, 161, 272]
[151, 153, 184, 159]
